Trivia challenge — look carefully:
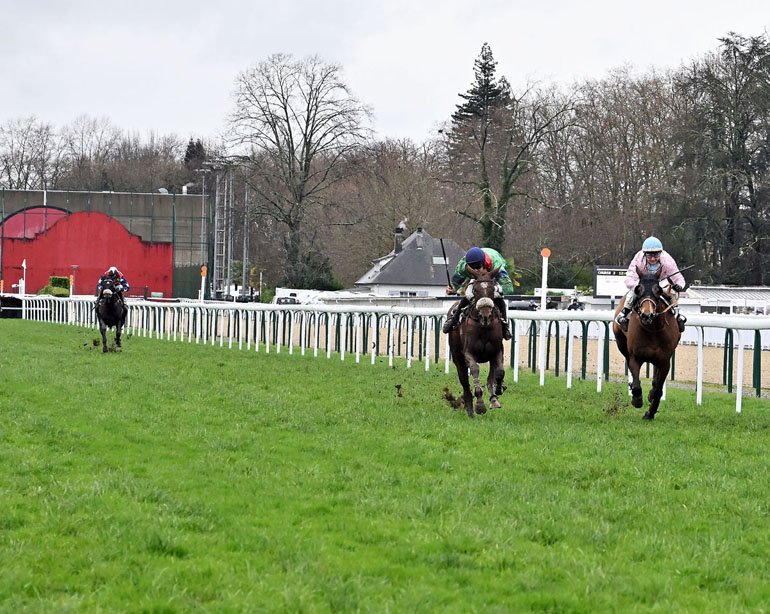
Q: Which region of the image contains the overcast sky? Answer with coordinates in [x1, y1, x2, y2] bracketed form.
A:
[2, 1, 768, 143]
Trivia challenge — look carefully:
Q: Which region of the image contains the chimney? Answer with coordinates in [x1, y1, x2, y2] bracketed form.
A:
[415, 226, 424, 250]
[394, 226, 404, 253]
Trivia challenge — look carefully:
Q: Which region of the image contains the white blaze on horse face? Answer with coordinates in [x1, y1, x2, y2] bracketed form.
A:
[475, 297, 495, 321]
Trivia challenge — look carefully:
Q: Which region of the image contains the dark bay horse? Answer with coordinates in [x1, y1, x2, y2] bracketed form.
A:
[612, 269, 681, 420]
[96, 278, 128, 353]
[446, 266, 506, 418]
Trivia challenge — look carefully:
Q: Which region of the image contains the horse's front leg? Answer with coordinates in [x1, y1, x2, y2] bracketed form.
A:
[99, 321, 109, 353]
[453, 359, 474, 418]
[644, 362, 669, 420]
[627, 356, 643, 408]
[115, 325, 122, 348]
[465, 357, 486, 415]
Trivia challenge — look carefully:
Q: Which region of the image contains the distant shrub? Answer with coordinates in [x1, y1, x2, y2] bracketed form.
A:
[37, 285, 70, 297]
[49, 276, 70, 290]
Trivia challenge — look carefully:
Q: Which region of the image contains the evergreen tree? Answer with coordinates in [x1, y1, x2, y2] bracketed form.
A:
[444, 44, 573, 252]
[451, 42, 511, 125]
[183, 138, 206, 170]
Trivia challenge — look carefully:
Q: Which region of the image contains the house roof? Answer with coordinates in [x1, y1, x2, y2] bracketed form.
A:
[685, 285, 770, 303]
[355, 228, 465, 287]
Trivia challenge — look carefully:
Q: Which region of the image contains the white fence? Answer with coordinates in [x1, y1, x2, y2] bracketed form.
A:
[7, 294, 770, 414]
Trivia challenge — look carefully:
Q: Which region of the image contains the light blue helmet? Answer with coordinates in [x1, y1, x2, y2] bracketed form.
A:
[642, 236, 663, 253]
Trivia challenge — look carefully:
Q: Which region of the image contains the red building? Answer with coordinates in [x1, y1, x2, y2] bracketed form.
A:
[1, 207, 173, 296]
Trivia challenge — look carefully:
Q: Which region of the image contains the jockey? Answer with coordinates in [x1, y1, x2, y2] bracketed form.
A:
[96, 266, 130, 297]
[614, 236, 687, 333]
[442, 246, 514, 340]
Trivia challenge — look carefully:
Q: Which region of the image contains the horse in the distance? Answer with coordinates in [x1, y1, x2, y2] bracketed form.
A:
[446, 266, 506, 418]
[96, 278, 128, 353]
[612, 268, 681, 420]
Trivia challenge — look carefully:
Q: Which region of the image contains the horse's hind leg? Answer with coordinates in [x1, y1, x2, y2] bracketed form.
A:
[115, 326, 122, 348]
[487, 360, 504, 409]
[644, 362, 669, 420]
[627, 358, 643, 408]
[493, 353, 506, 397]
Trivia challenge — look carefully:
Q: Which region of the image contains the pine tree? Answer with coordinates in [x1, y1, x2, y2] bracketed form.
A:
[444, 43, 573, 253]
[451, 43, 511, 125]
[183, 138, 206, 170]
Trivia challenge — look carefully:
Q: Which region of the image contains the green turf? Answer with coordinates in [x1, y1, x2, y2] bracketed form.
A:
[1, 320, 769, 612]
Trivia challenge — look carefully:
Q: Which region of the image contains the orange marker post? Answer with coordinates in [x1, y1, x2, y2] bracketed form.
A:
[200, 265, 208, 301]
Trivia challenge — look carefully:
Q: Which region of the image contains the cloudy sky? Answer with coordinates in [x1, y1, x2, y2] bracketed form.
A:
[2, 0, 767, 143]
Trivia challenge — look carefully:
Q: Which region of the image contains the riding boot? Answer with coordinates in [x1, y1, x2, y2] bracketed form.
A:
[442, 309, 459, 334]
[500, 319, 512, 341]
[493, 297, 512, 340]
[674, 309, 686, 333]
[443, 297, 469, 334]
[615, 307, 631, 332]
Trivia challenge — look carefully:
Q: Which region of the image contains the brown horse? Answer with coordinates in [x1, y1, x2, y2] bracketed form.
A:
[446, 266, 506, 418]
[612, 268, 681, 420]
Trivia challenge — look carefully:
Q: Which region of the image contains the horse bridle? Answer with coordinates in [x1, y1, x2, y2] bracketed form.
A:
[99, 280, 123, 304]
[467, 280, 499, 326]
[635, 293, 676, 327]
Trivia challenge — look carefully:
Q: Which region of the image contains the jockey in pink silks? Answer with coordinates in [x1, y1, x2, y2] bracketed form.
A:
[614, 236, 687, 333]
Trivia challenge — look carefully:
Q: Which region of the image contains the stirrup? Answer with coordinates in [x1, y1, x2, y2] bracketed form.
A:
[615, 313, 629, 332]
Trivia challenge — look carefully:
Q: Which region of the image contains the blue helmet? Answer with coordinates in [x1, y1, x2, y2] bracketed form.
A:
[642, 236, 663, 253]
[465, 247, 486, 268]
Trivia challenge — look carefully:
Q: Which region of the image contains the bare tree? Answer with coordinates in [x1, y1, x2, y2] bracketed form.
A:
[675, 32, 770, 284]
[229, 53, 371, 287]
[319, 138, 449, 284]
[59, 115, 122, 189]
[0, 116, 66, 189]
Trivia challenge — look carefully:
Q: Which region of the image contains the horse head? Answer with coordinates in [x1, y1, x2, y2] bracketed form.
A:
[633, 267, 665, 327]
[465, 266, 501, 327]
[100, 278, 120, 302]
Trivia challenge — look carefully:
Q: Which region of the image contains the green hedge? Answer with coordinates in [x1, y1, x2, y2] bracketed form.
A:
[37, 285, 71, 297]
[50, 276, 70, 290]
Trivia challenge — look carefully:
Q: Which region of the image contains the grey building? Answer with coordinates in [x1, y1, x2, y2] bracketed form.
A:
[355, 226, 465, 298]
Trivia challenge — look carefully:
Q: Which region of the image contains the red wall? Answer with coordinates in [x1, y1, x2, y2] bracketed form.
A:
[1, 210, 173, 296]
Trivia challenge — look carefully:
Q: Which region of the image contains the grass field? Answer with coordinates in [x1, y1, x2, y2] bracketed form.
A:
[2, 320, 770, 612]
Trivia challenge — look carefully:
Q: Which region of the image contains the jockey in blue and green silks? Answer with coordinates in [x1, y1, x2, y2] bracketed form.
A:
[442, 246, 514, 340]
